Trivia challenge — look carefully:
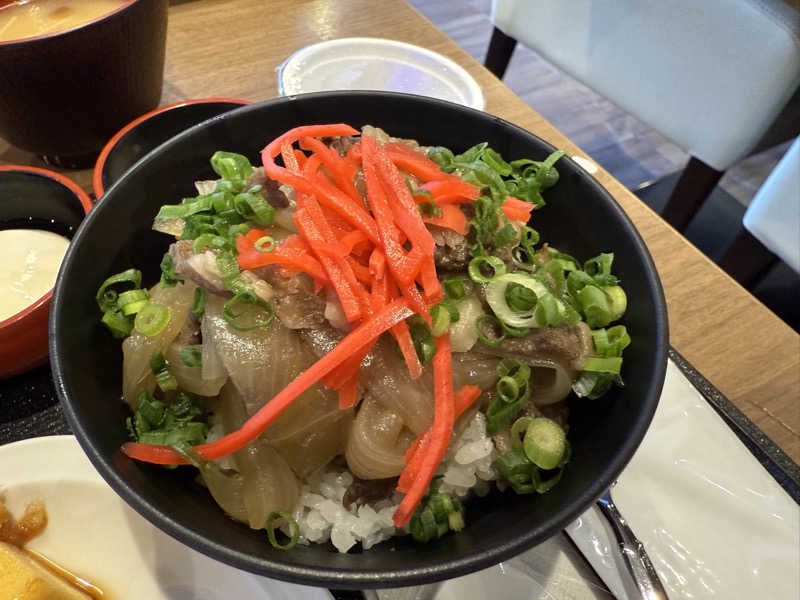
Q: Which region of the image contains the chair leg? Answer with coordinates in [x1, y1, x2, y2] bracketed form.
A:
[484, 26, 517, 79]
[660, 156, 724, 231]
[718, 228, 778, 288]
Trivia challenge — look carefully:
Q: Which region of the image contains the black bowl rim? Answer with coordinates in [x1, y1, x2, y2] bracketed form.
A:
[51, 90, 669, 588]
[92, 97, 252, 198]
[0, 0, 138, 48]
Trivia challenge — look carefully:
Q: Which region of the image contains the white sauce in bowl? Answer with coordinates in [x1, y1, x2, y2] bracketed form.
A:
[0, 229, 70, 321]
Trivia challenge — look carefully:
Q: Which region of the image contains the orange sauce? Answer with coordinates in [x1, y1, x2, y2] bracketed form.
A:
[0, 498, 106, 599]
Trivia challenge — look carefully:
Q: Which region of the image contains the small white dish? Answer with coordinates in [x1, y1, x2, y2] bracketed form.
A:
[0, 435, 332, 600]
[278, 37, 485, 110]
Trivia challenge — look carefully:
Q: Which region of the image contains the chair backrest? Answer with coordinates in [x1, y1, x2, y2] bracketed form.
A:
[743, 138, 800, 274]
[491, 0, 800, 171]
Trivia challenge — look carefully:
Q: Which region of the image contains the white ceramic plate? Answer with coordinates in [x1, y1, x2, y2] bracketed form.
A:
[278, 37, 485, 110]
[0, 435, 332, 600]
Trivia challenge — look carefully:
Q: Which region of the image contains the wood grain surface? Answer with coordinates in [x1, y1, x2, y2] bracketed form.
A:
[2, 0, 798, 463]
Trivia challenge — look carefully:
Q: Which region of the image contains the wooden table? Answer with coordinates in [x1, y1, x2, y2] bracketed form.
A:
[1, 0, 798, 464]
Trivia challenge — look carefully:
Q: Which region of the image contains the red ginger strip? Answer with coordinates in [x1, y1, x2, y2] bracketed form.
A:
[393, 333, 455, 527]
[361, 135, 422, 286]
[300, 135, 361, 203]
[397, 385, 482, 493]
[261, 124, 359, 197]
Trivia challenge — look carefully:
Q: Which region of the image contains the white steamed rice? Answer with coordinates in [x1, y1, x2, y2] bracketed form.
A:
[284, 410, 499, 552]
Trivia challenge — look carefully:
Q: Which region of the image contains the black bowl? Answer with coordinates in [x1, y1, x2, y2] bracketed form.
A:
[51, 92, 668, 589]
[92, 98, 251, 198]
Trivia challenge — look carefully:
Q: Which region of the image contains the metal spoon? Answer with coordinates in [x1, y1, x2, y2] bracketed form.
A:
[596, 486, 670, 600]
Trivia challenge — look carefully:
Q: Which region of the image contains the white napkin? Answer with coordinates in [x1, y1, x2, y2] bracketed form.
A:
[373, 360, 800, 600]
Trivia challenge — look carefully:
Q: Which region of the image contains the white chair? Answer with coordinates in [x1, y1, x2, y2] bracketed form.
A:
[484, 0, 800, 231]
[719, 137, 800, 285]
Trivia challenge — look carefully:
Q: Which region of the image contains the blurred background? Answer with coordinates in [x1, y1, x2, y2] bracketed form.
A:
[410, 0, 800, 332]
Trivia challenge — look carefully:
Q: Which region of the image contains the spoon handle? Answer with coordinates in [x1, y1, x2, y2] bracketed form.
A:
[597, 489, 670, 600]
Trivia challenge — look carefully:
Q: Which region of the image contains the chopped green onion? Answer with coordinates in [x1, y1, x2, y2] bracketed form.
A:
[522, 418, 567, 470]
[520, 226, 540, 248]
[156, 195, 214, 220]
[510, 416, 535, 449]
[117, 289, 150, 316]
[101, 309, 133, 339]
[429, 303, 452, 337]
[216, 252, 250, 295]
[191, 288, 206, 317]
[455, 142, 488, 164]
[418, 199, 443, 218]
[96, 269, 142, 312]
[573, 325, 631, 399]
[234, 190, 275, 226]
[128, 392, 207, 447]
[495, 437, 570, 495]
[254, 235, 275, 253]
[486, 272, 566, 328]
[505, 282, 538, 312]
[149, 349, 167, 373]
[222, 291, 274, 331]
[468, 255, 507, 283]
[492, 223, 517, 247]
[475, 314, 506, 346]
[154, 368, 178, 391]
[566, 270, 594, 297]
[210, 151, 254, 191]
[134, 303, 171, 336]
[210, 189, 234, 213]
[584, 253, 614, 277]
[427, 146, 456, 169]
[511, 245, 537, 267]
[180, 347, 203, 368]
[409, 492, 465, 543]
[594, 325, 631, 357]
[536, 150, 565, 189]
[265, 511, 299, 550]
[485, 359, 531, 436]
[603, 285, 627, 322]
[159, 253, 182, 288]
[499, 320, 530, 337]
[577, 284, 612, 328]
[193, 233, 230, 254]
[496, 376, 520, 404]
[443, 276, 471, 300]
[149, 350, 178, 392]
[483, 148, 513, 176]
[494, 448, 537, 494]
[409, 316, 437, 364]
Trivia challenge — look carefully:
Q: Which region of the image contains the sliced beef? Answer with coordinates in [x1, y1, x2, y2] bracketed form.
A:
[298, 323, 345, 360]
[474, 323, 593, 371]
[174, 311, 202, 346]
[328, 135, 359, 157]
[170, 242, 274, 303]
[246, 167, 289, 209]
[252, 266, 326, 329]
[342, 477, 397, 511]
[169, 240, 227, 294]
[431, 226, 470, 271]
